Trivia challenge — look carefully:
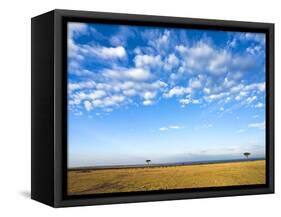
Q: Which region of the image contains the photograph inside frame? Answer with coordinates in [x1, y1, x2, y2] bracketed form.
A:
[67, 21, 266, 196]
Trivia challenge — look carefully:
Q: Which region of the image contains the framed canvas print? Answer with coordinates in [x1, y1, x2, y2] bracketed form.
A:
[31, 9, 274, 207]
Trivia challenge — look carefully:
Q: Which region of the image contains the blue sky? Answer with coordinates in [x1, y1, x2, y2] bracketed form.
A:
[67, 22, 266, 167]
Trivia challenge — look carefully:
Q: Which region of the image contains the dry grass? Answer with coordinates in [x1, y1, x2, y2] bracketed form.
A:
[68, 160, 265, 195]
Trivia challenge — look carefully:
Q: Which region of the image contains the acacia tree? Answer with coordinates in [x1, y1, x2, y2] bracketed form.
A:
[146, 160, 151, 165]
[243, 152, 251, 159]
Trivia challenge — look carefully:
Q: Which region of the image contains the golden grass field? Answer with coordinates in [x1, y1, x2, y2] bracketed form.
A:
[68, 160, 265, 195]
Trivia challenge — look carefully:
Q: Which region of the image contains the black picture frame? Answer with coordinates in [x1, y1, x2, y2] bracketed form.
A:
[31, 9, 274, 207]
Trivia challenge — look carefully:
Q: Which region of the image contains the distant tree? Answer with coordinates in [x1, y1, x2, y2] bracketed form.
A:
[243, 152, 251, 159]
[146, 160, 151, 165]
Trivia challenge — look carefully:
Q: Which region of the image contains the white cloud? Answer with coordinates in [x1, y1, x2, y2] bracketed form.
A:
[68, 77, 169, 113]
[205, 92, 230, 102]
[230, 84, 244, 93]
[179, 95, 200, 107]
[246, 96, 257, 104]
[163, 86, 192, 98]
[227, 38, 237, 48]
[175, 38, 259, 77]
[151, 80, 168, 89]
[134, 54, 162, 68]
[123, 89, 137, 96]
[71, 90, 128, 111]
[189, 77, 202, 89]
[68, 81, 96, 92]
[92, 95, 126, 108]
[154, 30, 170, 48]
[143, 91, 156, 100]
[200, 81, 265, 105]
[158, 30, 169, 45]
[143, 29, 171, 52]
[248, 121, 265, 130]
[192, 99, 200, 104]
[189, 41, 213, 59]
[84, 101, 93, 111]
[70, 40, 127, 62]
[88, 90, 106, 100]
[163, 54, 179, 70]
[68, 25, 266, 115]
[179, 98, 191, 106]
[159, 125, 184, 131]
[69, 90, 106, 106]
[169, 125, 184, 129]
[74, 111, 83, 116]
[143, 100, 154, 106]
[208, 50, 231, 75]
[69, 26, 127, 61]
[159, 127, 168, 131]
[109, 26, 135, 46]
[103, 68, 151, 81]
[235, 91, 248, 101]
[105, 95, 125, 106]
[87, 46, 127, 59]
[203, 88, 211, 94]
[175, 45, 188, 54]
[244, 82, 265, 92]
[254, 102, 264, 108]
[240, 33, 265, 44]
[124, 68, 151, 80]
[68, 23, 88, 37]
[246, 45, 262, 55]
[223, 77, 236, 88]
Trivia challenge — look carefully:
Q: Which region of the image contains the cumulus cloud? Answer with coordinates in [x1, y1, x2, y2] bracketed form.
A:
[109, 26, 135, 46]
[84, 101, 93, 111]
[163, 53, 179, 70]
[239, 33, 265, 44]
[94, 46, 127, 59]
[189, 77, 202, 89]
[142, 91, 157, 105]
[205, 92, 230, 102]
[68, 23, 88, 37]
[68, 24, 127, 62]
[179, 95, 200, 107]
[143, 100, 154, 106]
[134, 54, 162, 68]
[143, 91, 156, 100]
[103, 68, 151, 81]
[254, 102, 264, 108]
[68, 26, 127, 63]
[68, 81, 96, 92]
[163, 86, 192, 98]
[67, 23, 266, 115]
[208, 50, 231, 74]
[91, 95, 126, 109]
[246, 96, 257, 104]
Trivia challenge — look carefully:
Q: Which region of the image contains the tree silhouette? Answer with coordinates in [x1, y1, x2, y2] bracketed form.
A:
[146, 160, 151, 165]
[243, 152, 251, 159]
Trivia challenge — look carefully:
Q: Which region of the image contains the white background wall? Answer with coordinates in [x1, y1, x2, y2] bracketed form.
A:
[0, 0, 279, 216]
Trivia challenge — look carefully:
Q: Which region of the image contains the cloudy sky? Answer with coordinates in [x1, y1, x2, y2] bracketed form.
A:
[67, 22, 266, 167]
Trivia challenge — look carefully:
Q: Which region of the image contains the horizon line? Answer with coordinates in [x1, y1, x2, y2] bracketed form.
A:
[68, 157, 265, 170]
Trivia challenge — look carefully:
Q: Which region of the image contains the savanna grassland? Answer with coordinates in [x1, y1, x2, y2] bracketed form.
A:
[68, 160, 265, 195]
